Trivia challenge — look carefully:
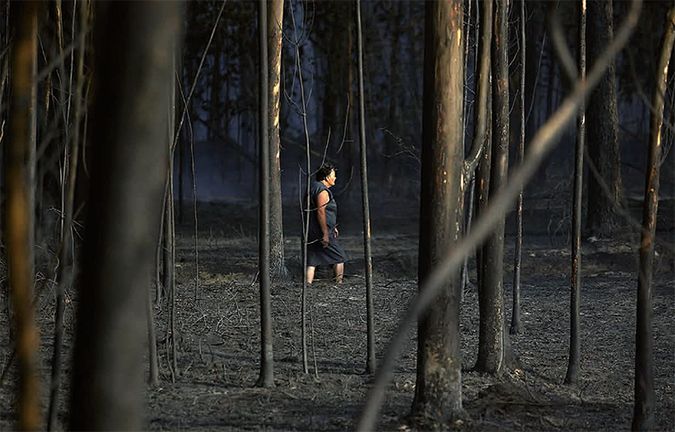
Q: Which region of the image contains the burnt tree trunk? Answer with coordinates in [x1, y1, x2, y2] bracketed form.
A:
[69, 2, 181, 429]
[464, 0, 493, 300]
[632, 8, 675, 431]
[268, 0, 288, 279]
[510, 0, 526, 336]
[5, 1, 41, 429]
[355, 0, 376, 375]
[411, 0, 465, 424]
[565, 0, 587, 386]
[586, 0, 623, 236]
[475, 84, 492, 300]
[475, 0, 513, 375]
[256, 0, 274, 388]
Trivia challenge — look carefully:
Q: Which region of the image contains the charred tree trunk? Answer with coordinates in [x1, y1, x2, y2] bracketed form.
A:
[411, 0, 465, 424]
[465, 0, 493, 300]
[476, 0, 513, 375]
[632, 8, 675, 431]
[524, 3, 545, 143]
[178, 131, 184, 224]
[167, 177, 178, 381]
[475, 84, 493, 299]
[163, 176, 176, 379]
[256, 0, 274, 388]
[565, 0, 587, 386]
[460, 0, 476, 297]
[5, 1, 41, 429]
[586, 0, 623, 236]
[384, 1, 401, 191]
[69, 2, 181, 429]
[268, 0, 288, 279]
[510, 0, 526, 336]
[355, 0, 376, 375]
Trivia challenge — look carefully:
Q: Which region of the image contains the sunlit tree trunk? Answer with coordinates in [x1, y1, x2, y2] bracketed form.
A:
[5, 1, 41, 429]
[69, 2, 181, 429]
[268, 0, 288, 279]
[411, 0, 465, 424]
[632, 8, 675, 431]
[586, 0, 623, 236]
[465, 0, 493, 301]
[476, 0, 513, 375]
[0, 0, 12, 345]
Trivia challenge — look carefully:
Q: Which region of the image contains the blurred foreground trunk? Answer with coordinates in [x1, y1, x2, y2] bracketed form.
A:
[69, 2, 181, 429]
[5, 1, 41, 429]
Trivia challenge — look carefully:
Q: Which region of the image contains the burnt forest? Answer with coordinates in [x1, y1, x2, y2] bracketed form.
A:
[0, 0, 674, 431]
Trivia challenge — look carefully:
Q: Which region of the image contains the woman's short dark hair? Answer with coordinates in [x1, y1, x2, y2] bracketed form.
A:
[315, 164, 336, 181]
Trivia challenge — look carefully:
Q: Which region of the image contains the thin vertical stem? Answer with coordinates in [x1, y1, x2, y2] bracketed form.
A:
[565, 0, 586, 385]
[289, 0, 311, 374]
[632, 8, 675, 430]
[256, 0, 274, 388]
[168, 162, 177, 381]
[355, 0, 376, 374]
[510, 0, 526, 335]
[146, 276, 159, 386]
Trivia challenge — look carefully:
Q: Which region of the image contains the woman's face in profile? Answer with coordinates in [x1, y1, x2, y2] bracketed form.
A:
[325, 170, 337, 187]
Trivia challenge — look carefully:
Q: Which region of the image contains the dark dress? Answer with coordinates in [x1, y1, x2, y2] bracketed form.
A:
[304, 181, 348, 266]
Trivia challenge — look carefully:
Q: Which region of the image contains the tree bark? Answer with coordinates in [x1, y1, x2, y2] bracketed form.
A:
[256, 0, 274, 388]
[5, 1, 41, 429]
[476, 0, 513, 375]
[565, 0, 587, 386]
[475, 84, 492, 302]
[355, 0, 376, 375]
[510, 0, 526, 336]
[411, 0, 464, 425]
[268, 0, 288, 279]
[632, 8, 675, 431]
[586, 0, 623, 236]
[69, 2, 181, 429]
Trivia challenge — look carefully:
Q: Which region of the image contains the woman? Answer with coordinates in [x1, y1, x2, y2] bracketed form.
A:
[304, 164, 347, 284]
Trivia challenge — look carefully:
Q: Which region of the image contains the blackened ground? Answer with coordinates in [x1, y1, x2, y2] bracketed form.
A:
[0, 200, 673, 431]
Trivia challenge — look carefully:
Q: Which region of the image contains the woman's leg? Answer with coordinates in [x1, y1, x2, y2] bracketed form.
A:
[334, 263, 344, 283]
[306, 266, 316, 284]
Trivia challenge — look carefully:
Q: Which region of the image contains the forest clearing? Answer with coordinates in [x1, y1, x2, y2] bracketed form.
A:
[127, 204, 675, 431]
[1, 201, 673, 431]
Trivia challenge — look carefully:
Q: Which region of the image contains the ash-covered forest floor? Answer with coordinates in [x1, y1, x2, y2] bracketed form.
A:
[0, 200, 674, 431]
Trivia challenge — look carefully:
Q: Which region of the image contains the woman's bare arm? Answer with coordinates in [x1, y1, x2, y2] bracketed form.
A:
[316, 190, 330, 247]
